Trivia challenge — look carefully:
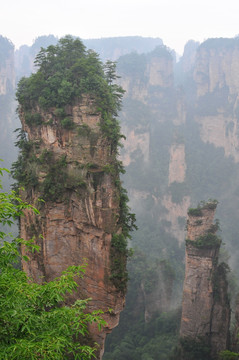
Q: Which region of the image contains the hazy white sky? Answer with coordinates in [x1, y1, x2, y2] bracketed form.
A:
[1, 0, 239, 55]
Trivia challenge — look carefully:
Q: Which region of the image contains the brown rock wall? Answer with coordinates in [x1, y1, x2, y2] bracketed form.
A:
[19, 97, 125, 359]
[180, 203, 230, 358]
[180, 245, 219, 338]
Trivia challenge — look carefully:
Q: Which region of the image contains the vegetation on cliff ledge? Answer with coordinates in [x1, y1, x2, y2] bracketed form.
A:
[16, 35, 124, 152]
[13, 36, 136, 293]
[185, 233, 221, 249]
[187, 199, 218, 217]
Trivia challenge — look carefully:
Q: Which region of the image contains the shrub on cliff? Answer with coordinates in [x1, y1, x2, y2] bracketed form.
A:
[15, 35, 125, 151]
[0, 166, 105, 359]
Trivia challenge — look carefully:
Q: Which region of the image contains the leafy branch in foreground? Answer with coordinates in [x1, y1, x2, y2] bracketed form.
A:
[0, 165, 106, 359]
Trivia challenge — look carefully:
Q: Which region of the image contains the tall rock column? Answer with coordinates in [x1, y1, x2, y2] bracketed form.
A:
[13, 37, 135, 359]
[0, 36, 18, 180]
[180, 201, 230, 359]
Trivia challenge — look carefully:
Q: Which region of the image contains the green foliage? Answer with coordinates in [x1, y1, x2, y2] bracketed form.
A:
[0, 164, 39, 231]
[109, 172, 136, 292]
[78, 123, 91, 137]
[12, 132, 87, 202]
[188, 200, 218, 217]
[39, 155, 68, 201]
[109, 185, 137, 292]
[60, 116, 75, 129]
[53, 107, 66, 118]
[11, 130, 39, 189]
[16, 36, 125, 155]
[110, 234, 130, 292]
[25, 112, 43, 126]
[186, 233, 221, 249]
[104, 60, 119, 85]
[213, 262, 230, 301]
[14, 37, 135, 294]
[219, 350, 239, 359]
[103, 309, 181, 360]
[118, 186, 137, 238]
[0, 166, 106, 359]
[187, 207, 203, 216]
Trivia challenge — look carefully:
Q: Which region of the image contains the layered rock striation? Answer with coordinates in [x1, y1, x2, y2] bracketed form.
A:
[180, 201, 230, 359]
[13, 37, 135, 359]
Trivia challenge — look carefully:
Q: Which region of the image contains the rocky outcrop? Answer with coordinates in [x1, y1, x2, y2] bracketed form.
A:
[117, 46, 174, 106]
[194, 39, 239, 97]
[120, 124, 150, 166]
[168, 143, 186, 184]
[180, 201, 230, 358]
[161, 195, 190, 244]
[193, 39, 239, 162]
[0, 36, 15, 95]
[180, 40, 200, 74]
[0, 36, 19, 180]
[18, 96, 127, 359]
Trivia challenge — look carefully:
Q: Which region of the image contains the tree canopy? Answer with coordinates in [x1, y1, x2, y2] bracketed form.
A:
[16, 36, 124, 116]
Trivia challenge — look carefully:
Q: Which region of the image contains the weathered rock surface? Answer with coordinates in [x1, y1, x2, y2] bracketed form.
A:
[19, 97, 126, 359]
[180, 202, 230, 358]
[0, 44, 15, 95]
[168, 143, 186, 185]
[161, 195, 190, 244]
[193, 39, 239, 163]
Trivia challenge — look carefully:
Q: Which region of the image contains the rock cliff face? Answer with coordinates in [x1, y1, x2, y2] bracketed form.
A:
[193, 39, 239, 162]
[168, 143, 186, 185]
[194, 40, 239, 97]
[18, 96, 126, 358]
[0, 36, 19, 184]
[180, 201, 230, 358]
[0, 36, 15, 95]
[13, 37, 139, 358]
[117, 46, 187, 316]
